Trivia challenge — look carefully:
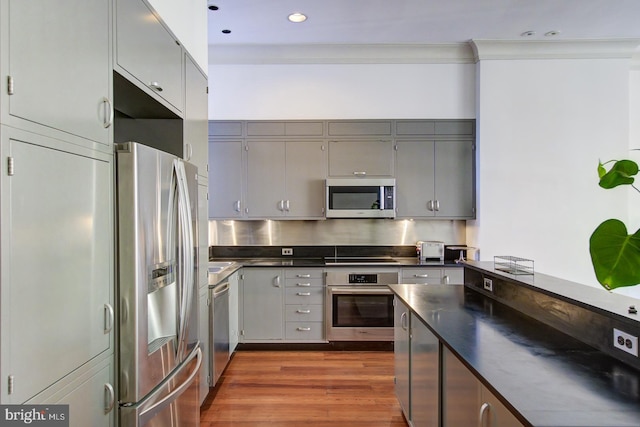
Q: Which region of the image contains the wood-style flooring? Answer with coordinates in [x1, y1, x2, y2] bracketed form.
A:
[200, 350, 408, 426]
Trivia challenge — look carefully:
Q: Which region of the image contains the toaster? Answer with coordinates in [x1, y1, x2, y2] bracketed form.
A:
[417, 241, 444, 261]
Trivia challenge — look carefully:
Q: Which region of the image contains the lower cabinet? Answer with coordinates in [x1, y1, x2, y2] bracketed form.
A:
[394, 299, 439, 427]
[442, 346, 524, 427]
[228, 271, 240, 352]
[198, 286, 210, 403]
[401, 267, 464, 285]
[240, 268, 324, 342]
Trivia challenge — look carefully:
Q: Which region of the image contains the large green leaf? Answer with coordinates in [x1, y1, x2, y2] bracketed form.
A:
[589, 219, 640, 290]
[598, 160, 639, 189]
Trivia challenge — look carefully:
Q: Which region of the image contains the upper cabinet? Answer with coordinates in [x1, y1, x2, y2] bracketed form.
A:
[184, 54, 208, 178]
[114, 0, 184, 115]
[2, 0, 111, 148]
[328, 140, 395, 177]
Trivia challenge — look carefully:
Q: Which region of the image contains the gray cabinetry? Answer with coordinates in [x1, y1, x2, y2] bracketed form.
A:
[394, 299, 411, 423]
[328, 140, 395, 177]
[396, 139, 475, 219]
[284, 269, 324, 341]
[198, 286, 210, 403]
[0, 130, 114, 423]
[209, 140, 244, 218]
[442, 346, 523, 427]
[114, 0, 184, 114]
[246, 140, 326, 219]
[3, 0, 111, 147]
[228, 272, 240, 352]
[185, 54, 209, 178]
[401, 267, 464, 285]
[410, 313, 439, 427]
[241, 269, 284, 340]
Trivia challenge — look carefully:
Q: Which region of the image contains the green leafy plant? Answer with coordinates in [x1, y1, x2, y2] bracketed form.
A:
[590, 158, 640, 290]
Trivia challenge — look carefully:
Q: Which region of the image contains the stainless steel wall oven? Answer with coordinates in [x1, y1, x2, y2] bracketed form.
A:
[325, 270, 398, 341]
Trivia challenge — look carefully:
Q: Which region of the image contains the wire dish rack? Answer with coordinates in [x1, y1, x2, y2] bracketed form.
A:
[494, 256, 534, 275]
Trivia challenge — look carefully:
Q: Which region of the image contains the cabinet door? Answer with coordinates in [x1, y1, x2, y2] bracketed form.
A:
[7, 0, 111, 145]
[242, 269, 283, 340]
[443, 268, 464, 285]
[228, 272, 240, 352]
[285, 141, 327, 218]
[246, 141, 286, 218]
[442, 346, 480, 427]
[1, 136, 112, 403]
[115, 0, 183, 113]
[434, 140, 475, 218]
[480, 385, 525, 427]
[209, 140, 244, 218]
[328, 140, 394, 177]
[410, 313, 439, 427]
[184, 55, 209, 178]
[395, 140, 436, 217]
[198, 287, 210, 404]
[394, 298, 411, 422]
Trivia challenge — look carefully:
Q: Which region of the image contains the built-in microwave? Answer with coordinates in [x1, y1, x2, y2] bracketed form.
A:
[325, 178, 396, 218]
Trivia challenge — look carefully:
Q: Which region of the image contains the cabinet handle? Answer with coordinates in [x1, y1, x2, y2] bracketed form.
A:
[102, 97, 113, 128]
[443, 275, 450, 285]
[435, 200, 440, 211]
[296, 309, 311, 314]
[104, 303, 114, 334]
[273, 276, 281, 287]
[285, 200, 290, 211]
[104, 383, 115, 413]
[148, 81, 163, 92]
[427, 200, 434, 211]
[296, 283, 311, 287]
[353, 171, 367, 176]
[296, 292, 311, 296]
[278, 200, 285, 211]
[296, 327, 311, 331]
[414, 274, 429, 278]
[297, 274, 311, 278]
[400, 311, 408, 331]
[479, 402, 491, 427]
[185, 143, 193, 161]
[234, 200, 241, 212]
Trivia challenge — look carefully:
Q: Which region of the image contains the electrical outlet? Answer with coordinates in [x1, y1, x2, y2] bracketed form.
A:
[613, 328, 639, 357]
[483, 278, 493, 292]
[282, 248, 293, 256]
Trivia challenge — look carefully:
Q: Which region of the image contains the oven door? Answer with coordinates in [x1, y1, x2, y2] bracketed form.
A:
[326, 286, 394, 341]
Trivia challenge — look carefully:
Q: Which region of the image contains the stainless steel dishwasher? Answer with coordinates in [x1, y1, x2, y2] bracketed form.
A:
[210, 281, 230, 386]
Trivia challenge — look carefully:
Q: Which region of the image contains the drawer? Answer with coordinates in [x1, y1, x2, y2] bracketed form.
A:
[285, 277, 324, 288]
[402, 268, 442, 285]
[285, 322, 324, 341]
[285, 287, 324, 304]
[285, 269, 324, 280]
[285, 304, 324, 322]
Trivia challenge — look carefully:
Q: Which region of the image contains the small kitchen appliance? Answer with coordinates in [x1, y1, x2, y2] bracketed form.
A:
[417, 241, 445, 261]
[325, 178, 396, 218]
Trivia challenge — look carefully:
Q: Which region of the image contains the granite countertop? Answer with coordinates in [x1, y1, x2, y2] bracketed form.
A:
[390, 283, 640, 427]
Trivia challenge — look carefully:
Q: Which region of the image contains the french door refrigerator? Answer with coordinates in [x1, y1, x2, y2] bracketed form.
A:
[116, 142, 201, 427]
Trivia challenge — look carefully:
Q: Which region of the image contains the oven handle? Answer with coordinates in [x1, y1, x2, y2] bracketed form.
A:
[327, 286, 394, 295]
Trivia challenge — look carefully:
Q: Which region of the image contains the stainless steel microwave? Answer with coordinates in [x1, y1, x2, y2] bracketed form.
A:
[325, 178, 396, 218]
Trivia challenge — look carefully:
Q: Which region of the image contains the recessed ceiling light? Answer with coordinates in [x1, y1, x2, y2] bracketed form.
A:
[221, 29, 231, 34]
[288, 12, 307, 23]
[545, 30, 561, 37]
[520, 30, 536, 37]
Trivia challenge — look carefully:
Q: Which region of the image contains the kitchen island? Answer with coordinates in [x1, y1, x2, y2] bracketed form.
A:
[390, 282, 640, 426]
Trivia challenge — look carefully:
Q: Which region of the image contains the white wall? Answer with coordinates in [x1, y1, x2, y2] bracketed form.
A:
[468, 57, 632, 294]
[148, 0, 208, 71]
[208, 63, 476, 119]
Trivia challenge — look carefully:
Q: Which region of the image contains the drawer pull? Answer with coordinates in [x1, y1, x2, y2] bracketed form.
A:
[479, 402, 491, 427]
[296, 309, 311, 314]
[296, 292, 311, 296]
[414, 274, 429, 278]
[296, 327, 311, 332]
[296, 283, 311, 287]
[296, 274, 311, 278]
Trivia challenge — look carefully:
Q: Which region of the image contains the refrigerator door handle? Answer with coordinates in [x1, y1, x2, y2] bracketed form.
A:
[138, 346, 202, 425]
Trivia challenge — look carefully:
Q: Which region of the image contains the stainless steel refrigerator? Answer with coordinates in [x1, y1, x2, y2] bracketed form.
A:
[115, 142, 201, 427]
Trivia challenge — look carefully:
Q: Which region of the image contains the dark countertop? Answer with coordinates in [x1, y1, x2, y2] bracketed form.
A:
[390, 283, 640, 427]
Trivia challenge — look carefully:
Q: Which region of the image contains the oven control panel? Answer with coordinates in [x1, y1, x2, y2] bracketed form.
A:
[349, 274, 378, 284]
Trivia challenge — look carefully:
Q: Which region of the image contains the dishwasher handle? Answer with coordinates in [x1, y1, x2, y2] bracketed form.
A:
[213, 282, 230, 298]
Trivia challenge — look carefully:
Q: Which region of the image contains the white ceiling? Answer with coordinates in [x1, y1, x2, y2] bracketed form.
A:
[207, 0, 640, 46]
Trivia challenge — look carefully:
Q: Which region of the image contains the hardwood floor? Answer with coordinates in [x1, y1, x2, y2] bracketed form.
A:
[200, 350, 408, 426]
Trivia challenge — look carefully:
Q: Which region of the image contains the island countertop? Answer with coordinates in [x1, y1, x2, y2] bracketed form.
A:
[390, 283, 640, 427]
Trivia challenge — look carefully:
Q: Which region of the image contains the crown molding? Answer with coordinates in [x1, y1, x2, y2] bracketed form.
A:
[208, 43, 476, 65]
[471, 39, 640, 61]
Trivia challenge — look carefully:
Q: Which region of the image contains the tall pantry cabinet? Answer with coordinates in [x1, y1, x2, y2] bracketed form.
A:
[0, 1, 115, 426]
[0, 0, 209, 426]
